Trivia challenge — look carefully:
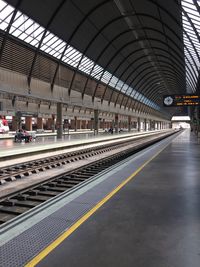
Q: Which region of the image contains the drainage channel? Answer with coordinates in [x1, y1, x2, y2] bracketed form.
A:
[0, 131, 177, 225]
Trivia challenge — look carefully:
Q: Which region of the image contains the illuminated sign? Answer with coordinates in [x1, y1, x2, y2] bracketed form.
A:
[163, 95, 200, 107]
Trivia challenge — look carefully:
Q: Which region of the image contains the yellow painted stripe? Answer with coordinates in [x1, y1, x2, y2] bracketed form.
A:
[25, 145, 167, 267]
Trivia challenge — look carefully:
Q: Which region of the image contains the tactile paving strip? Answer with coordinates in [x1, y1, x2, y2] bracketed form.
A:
[0, 133, 179, 267]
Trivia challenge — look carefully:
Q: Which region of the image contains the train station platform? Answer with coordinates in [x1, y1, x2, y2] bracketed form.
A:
[0, 129, 104, 140]
[0, 129, 157, 166]
[1, 129, 199, 267]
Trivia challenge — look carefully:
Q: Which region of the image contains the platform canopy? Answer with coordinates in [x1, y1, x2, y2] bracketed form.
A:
[0, 0, 200, 118]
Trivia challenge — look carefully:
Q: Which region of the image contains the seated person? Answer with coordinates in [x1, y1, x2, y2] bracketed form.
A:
[15, 129, 32, 142]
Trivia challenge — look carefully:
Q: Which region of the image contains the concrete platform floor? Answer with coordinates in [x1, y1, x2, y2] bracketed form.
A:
[37, 129, 200, 267]
[0, 130, 105, 149]
[0, 129, 156, 167]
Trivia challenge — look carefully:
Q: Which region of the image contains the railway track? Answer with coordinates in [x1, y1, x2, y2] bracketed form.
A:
[0, 131, 168, 185]
[0, 130, 178, 225]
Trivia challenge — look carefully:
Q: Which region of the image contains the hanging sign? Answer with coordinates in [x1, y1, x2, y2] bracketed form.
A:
[163, 95, 200, 107]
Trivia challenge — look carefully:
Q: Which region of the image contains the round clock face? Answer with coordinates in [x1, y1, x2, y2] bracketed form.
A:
[164, 96, 173, 106]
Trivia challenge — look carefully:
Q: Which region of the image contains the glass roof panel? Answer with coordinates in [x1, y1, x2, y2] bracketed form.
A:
[0, 4, 13, 20]
[0, 0, 7, 10]
[0, 0, 159, 110]
[0, 21, 8, 30]
[182, 0, 200, 93]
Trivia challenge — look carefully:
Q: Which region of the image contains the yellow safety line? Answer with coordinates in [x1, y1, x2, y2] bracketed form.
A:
[25, 145, 167, 267]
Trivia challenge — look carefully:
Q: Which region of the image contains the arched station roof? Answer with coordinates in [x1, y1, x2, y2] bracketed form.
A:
[0, 0, 200, 118]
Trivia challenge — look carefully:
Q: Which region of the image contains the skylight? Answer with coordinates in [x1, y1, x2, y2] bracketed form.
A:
[0, 0, 161, 110]
[182, 0, 200, 93]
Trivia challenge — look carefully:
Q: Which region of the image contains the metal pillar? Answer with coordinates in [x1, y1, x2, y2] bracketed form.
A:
[94, 109, 99, 135]
[57, 102, 63, 139]
[12, 116, 20, 130]
[25, 116, 32, 131]
[102, 118, 105, 130]
[128, 116, 131, 132]
[51, 114, 55, 133]
[149, 120, 152, 131]
[115, 114, 119, 133]
[37, 117, 43, 130]
[157, 121, 159, 130]
[74, 116, 77, 131]
[144, 118, 147, 131]
[137, 117, 141, 132]
[152, 120, 155, 130]
[89, 119, 93, 130]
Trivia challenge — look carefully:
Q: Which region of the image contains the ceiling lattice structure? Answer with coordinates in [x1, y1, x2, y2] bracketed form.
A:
[0, 0, 199, 118]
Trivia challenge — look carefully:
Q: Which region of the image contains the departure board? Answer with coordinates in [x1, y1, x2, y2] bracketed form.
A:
[163, 95, 200, 107]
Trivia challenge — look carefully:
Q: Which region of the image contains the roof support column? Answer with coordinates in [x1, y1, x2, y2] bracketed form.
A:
[101, 118, 105, 130]
[137, 117, 141, 132]
[25, 116, 32, 131]
[52, 115, 56, 133]
[115, 114, 119, 133]
[144, 118, 147, 131]
[57, 103, 63, 139]
[12, 116, 20, 131]
[128, 116, 131, 132]
[150, 120, 155, 131]
[94, 109, 99, 135]
[154, 121, 157, 130]
[71, 116, 78, 132]
[88, 119, 93, 131]
[37, 117, 43, 130]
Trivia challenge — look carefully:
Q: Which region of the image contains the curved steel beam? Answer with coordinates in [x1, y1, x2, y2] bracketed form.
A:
[124, 73, 165, 107]
[131, 75, 180, 112]
[27, 0, 66, 87]
[50, 0, 112, 91]
[68, 12, 185, 98]
[93, 37, 196, 108]
[135, 75, 182, 110]
[127, 74, 180, 113]
[149, 0, 200, 62]
[91, 27, 187, 101]
[107, 42, 195, 106]
[0, 0, 22, 64]
[117, 59, 192, 110]
[139, 87, 167, 113]
[114, 0, 198, 109]
[127, 55, 195, 98]
[120, 54, 196, 109]
[139, 92, 162, 114]
[106, 46, 185, 105]
[47, 4, 197, 116]
[102, 33, 197, 107]
[112, 53, 190, 108]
